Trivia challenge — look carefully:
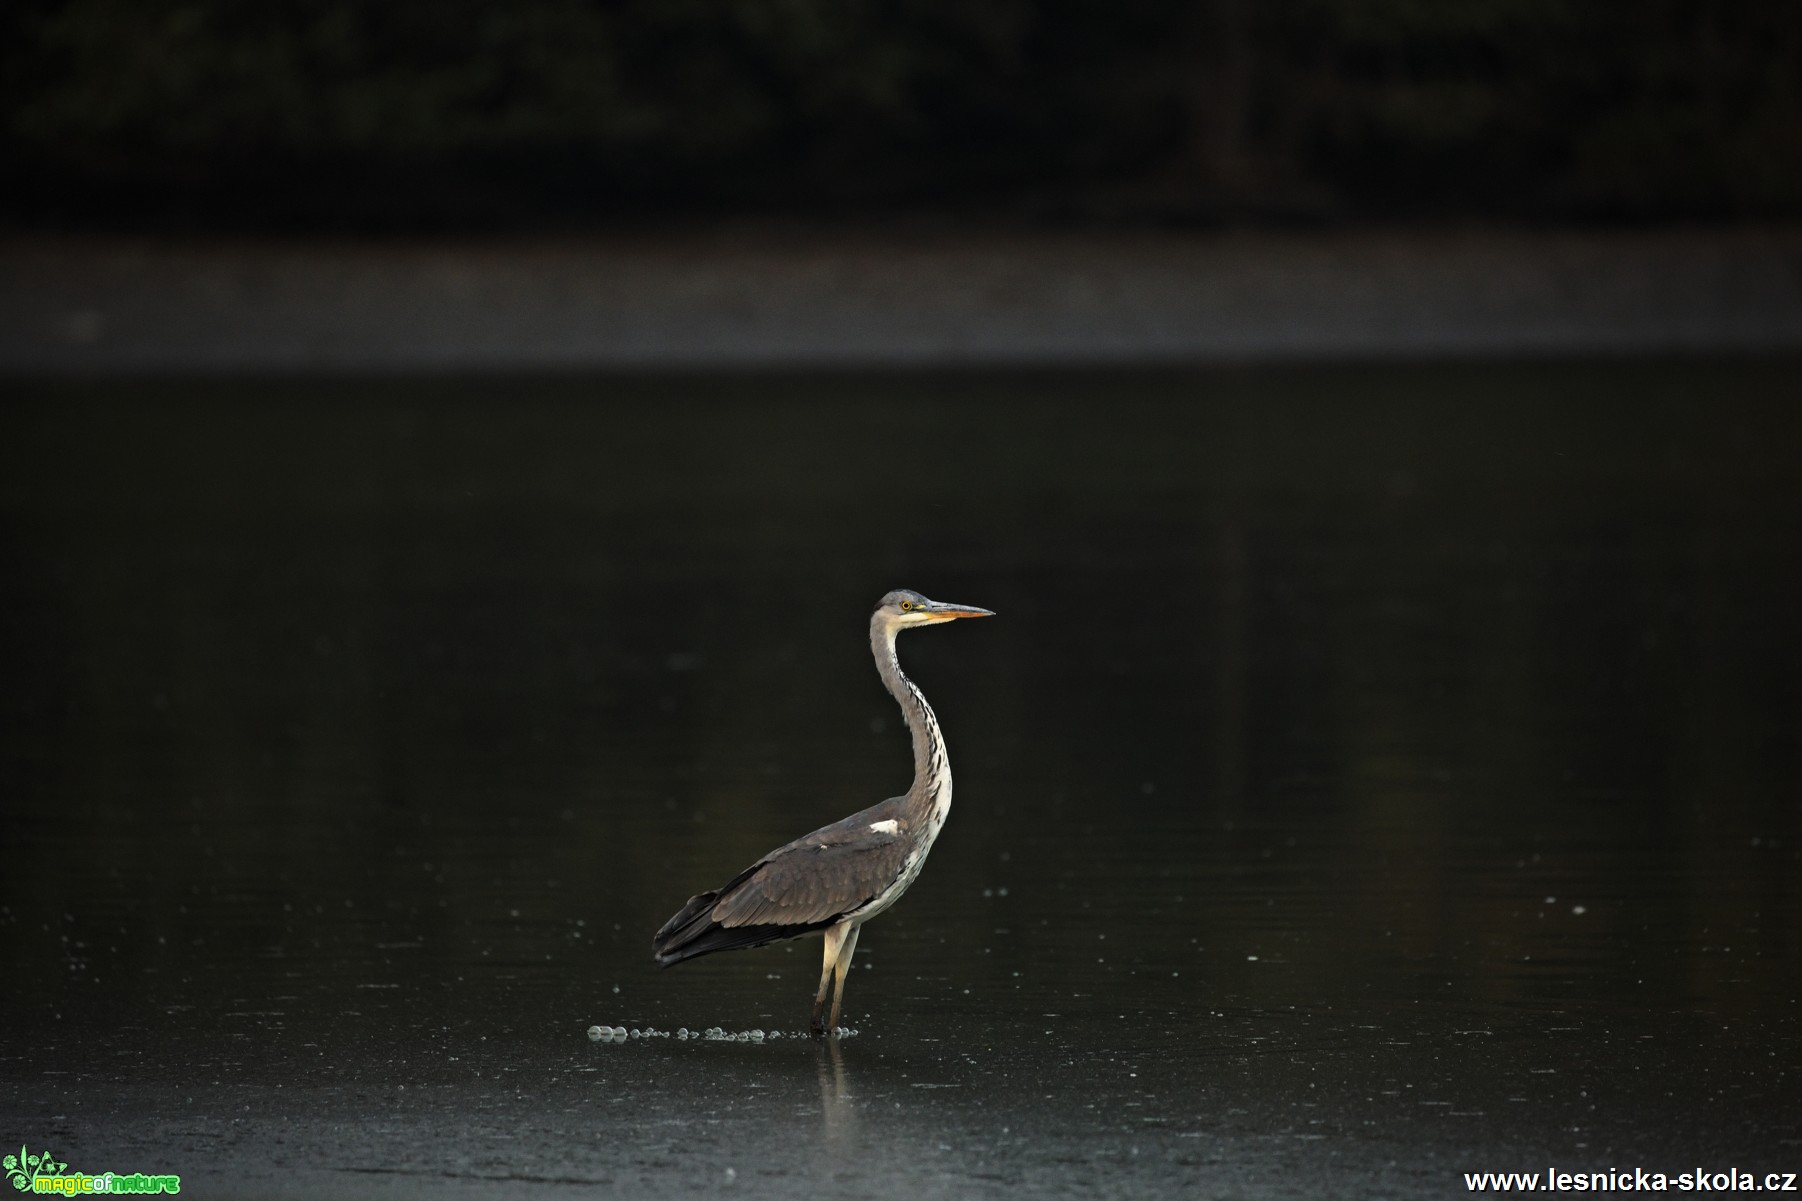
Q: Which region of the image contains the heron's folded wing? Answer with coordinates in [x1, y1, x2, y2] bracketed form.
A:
[711, 831, 910, 929]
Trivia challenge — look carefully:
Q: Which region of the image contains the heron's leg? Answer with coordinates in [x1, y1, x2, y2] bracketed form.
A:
[811, 921, 849, 1038]
[827, 923, 861, 1034]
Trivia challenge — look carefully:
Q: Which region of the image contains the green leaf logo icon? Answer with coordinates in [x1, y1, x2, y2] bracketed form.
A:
[5, 1145, 67, 1191]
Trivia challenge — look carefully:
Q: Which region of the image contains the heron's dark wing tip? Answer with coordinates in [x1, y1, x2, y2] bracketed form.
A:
[652, 889, 723, 964]
[657, 918, 839, 964]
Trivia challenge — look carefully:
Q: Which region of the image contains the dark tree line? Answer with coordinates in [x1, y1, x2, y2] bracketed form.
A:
[4, 0, 1799, 229]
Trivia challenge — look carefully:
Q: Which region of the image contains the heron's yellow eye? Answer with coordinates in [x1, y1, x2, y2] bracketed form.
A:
[900, 600, 914, 611]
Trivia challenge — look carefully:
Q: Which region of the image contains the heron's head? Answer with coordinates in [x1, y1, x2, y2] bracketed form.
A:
[874, 589, 995, 630]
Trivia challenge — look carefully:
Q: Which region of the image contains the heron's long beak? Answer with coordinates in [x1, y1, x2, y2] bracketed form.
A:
[923, 601, 995, 621]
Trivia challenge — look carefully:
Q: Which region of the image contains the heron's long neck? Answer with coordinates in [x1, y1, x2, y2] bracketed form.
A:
[872, 622, 951, 820]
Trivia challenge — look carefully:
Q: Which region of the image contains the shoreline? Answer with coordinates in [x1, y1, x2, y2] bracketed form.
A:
[4, 225, 1801, 373]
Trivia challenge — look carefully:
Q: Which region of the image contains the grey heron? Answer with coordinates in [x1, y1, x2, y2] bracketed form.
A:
[652, 589, 994, 1037]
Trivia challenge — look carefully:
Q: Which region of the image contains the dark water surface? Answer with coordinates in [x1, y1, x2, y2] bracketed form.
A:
[3, 365, 1800, 1198]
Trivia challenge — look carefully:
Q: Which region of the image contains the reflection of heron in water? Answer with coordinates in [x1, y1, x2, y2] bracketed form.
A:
[817, 1038, 856, 1148]
[652, 590, 994, 1037]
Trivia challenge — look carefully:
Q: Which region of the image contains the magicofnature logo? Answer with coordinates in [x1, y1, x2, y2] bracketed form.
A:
[4, 1145, 180, 1195]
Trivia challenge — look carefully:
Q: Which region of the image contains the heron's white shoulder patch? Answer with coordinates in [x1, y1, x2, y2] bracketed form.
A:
[868, 819, 900, 835]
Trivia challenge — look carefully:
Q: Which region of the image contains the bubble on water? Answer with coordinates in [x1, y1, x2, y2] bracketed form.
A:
[669, 1024, 810, 1043]
[588, 1025, 635, 1043]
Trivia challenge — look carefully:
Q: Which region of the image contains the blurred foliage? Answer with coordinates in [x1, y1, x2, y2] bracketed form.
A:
[2, 0, 1799, 227]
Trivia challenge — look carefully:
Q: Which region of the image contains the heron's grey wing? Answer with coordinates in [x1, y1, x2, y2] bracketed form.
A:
[710, 826, 910, 929]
